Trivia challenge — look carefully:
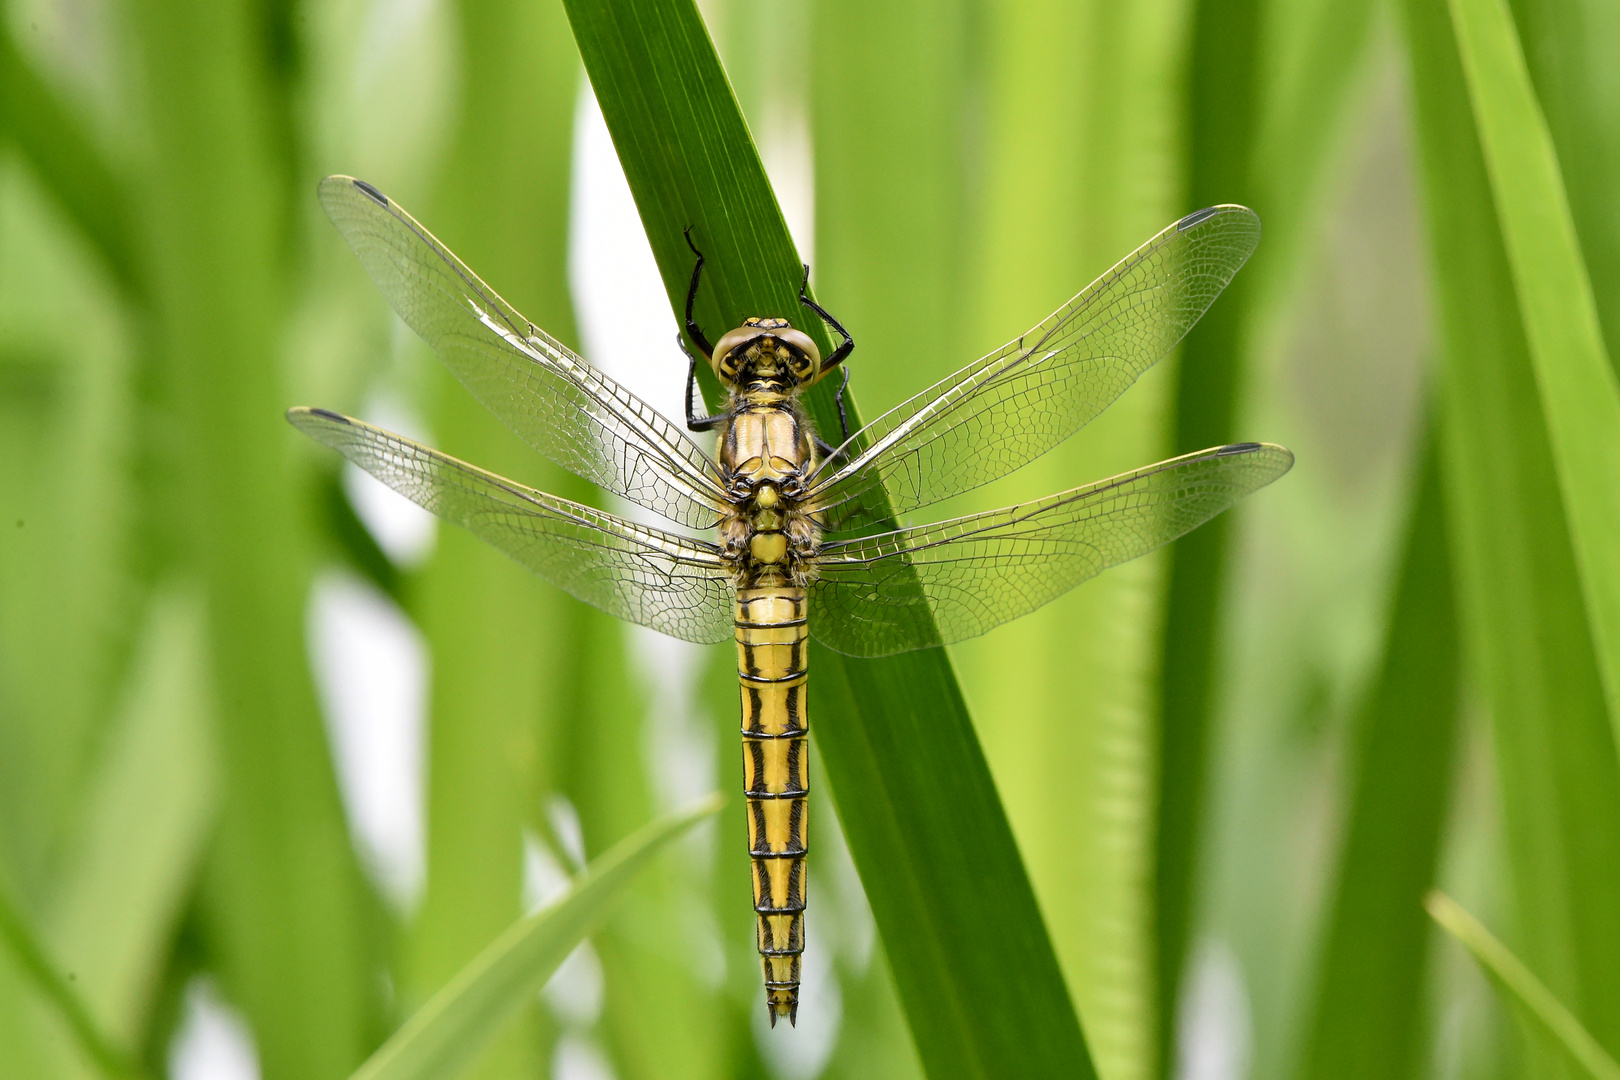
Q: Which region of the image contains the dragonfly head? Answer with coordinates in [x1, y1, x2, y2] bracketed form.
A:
[712, 318, 821, 390]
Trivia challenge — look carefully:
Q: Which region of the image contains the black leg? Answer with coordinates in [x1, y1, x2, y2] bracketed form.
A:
[677, 333, 727, 431]
[813, 434, 837, 459]
[684, 228, 714, 359]
[798, 263, 854, 370]
[833, 365, 852, 443]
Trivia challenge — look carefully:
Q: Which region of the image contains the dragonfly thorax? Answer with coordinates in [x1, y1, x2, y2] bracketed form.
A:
[735, 486, 818, 582]
[717, 405, 821, 586]
[711, 318, 821, 391]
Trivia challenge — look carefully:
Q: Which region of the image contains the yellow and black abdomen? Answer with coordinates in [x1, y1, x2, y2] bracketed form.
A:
[735, 586, 810, 1026]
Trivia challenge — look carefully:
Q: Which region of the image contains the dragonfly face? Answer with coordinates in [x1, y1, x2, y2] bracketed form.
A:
[290, 175, 1294, 1027]
[710, 317, 823, 392]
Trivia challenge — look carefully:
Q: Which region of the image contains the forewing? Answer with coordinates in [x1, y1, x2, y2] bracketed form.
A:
[319, 175, 728, 529]
[809, 442, 1292, 656]
[290, 407, 734, 645]
[809, 206, 1262, 531]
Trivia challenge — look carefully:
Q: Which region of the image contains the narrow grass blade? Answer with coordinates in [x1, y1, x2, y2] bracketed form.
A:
[811, 4, 1165, 1074]
[541, 600, 727, 1080]
[404, 5, 582, 1077]
[1447, 0, 1620, 755]
[1157, 0, 1265, 1065]
[1504, 1, 1620, 374]
[1399, 0, 1620, 1060]
[1428, 892, 1620, 1080]
[1247, 0, 1380, 305]
[0, 25, 141, 297]
[561, 2, 1095, 1075]
[0, 881, 145, 1079]
[810, 0, 973, 413]
[1296, 427, 1460, 1079]
[126, 0, 380, 1073]
[1160, 19, 1382, 1064]
[946, 4, 1197, 1076]
[50, 589, 219, 1047]
[351, 797, 720, 1080]
[805, 12, 967, 1073]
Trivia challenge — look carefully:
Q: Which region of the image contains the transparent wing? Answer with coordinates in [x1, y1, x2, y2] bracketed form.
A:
[290, 407, 735, 645]
[808, 206, 1262, 531]
[809, 442, 1292, 657]
[319, 175, 729, 530]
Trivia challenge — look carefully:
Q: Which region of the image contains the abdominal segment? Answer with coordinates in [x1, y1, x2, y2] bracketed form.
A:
[735, 586, 810, 1026]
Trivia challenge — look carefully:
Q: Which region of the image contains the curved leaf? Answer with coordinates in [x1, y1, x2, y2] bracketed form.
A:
[1448, 0, 1620, 752]
[1428, 892, 1620, 1080]
[350, 797, 720, 1080]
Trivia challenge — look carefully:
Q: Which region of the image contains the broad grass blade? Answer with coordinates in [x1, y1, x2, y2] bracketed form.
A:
[810, 8, 1320, 1076]
[560, 1, 1096, 1075]
[806, 3, 1017, 1073]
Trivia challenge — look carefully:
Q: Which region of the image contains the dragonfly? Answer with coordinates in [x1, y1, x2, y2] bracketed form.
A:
[290, 175, 1293, 1027]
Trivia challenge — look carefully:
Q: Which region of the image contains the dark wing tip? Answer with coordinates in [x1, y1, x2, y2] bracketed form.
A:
[1204, 441, 1295, 483]
[352, 179, 389, 206]
[1220, 440, 1296, 480]
[321, 174, 389, 207]
[287, 405, 352, 426]
[1177, 206, 1221, 230]
[1176, 203, 1261, 232]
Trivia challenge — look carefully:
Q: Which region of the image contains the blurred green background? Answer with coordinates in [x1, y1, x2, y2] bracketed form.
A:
[4, 0, 1620, 1077]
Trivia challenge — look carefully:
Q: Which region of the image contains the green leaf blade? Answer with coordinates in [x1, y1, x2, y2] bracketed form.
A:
[1428, 892, 1620, 1080]
[0, 25, 142, 298]
[1400, 0, 1620, 1063]
[351, 797, 719, 1080]
[811, 649, 1095, 1078]
[1295, 429, 1460, 1080]
[403, 4, 584, 1076]
[1156, 1, 1266, 1062]
[1447, 0, 1620, 754]
[126, 0, 383, 1072]
[560, 2, 1096, 1075]
[50, 589, 219, 1050]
